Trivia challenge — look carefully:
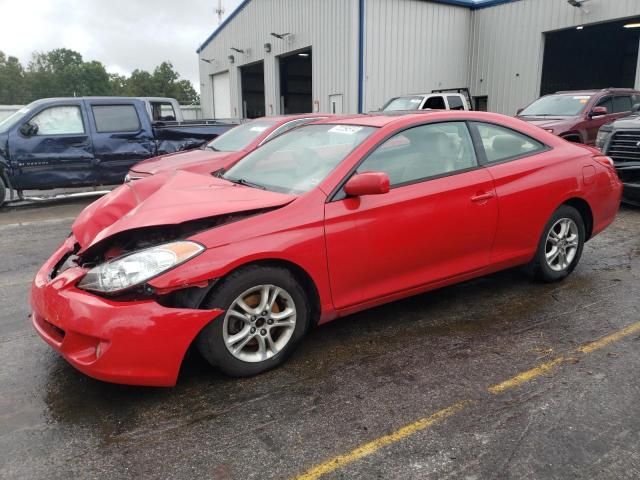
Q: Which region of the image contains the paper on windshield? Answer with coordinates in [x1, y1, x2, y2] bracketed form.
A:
[328, 125, 364, 135]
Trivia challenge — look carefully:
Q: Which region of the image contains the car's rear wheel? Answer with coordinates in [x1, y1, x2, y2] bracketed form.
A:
[530, 205, 585, 282]
[197, 265, 310, 376]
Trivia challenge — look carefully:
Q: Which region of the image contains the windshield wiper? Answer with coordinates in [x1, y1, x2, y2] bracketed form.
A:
[228, 177, 267, 190]
[206, 145, 220, 151]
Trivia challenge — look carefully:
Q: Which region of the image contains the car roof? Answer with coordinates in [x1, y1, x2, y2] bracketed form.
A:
[553, 88, 640, 95]
[313, 110, 507, 128]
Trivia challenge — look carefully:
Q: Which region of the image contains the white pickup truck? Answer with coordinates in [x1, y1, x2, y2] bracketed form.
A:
[382, 92, 471, 112]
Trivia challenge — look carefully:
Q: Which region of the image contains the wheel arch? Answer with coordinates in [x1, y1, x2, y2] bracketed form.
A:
[198, 258, 323, 328]
[561, 197, 594, 240]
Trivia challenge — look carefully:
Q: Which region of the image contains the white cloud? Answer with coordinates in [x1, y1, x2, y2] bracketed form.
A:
[0, 0, 244, 92]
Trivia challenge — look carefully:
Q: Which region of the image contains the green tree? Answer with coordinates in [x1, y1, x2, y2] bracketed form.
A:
[0, 49, 199, 105]
[0, 52, 26, 104]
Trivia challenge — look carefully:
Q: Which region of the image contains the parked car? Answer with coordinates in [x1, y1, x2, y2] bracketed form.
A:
[126, 114, 335, 181]
[0, 97, 237, 206]
[31, 111, 621, 386]
[516, 88, 640, 145]
[596, 114, 640, 206]
[381, 92, 470, 112]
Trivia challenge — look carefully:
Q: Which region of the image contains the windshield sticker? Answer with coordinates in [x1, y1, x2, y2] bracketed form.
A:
[328, 125, 364, 135]
[573, 96, 591, 100]
[249, 126, 268, 132]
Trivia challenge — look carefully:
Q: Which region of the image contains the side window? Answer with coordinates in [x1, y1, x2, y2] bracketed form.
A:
[92, 105, 141, 133]
[358, 122, 477, 186]
[596, 96, 613, 114]
[473, 122, 545, 164]
[612, 96, 632, 114]
[447, 96, 465, 110]
[151, 102, 177, 121]
[423, 96, 446, 110]
[30, 106, 84, 135]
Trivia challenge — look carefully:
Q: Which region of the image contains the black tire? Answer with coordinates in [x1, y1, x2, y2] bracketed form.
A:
[529, 205, 585, 282]
[196, 265, 310, 377]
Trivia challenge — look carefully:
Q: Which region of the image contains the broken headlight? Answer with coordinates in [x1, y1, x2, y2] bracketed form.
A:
[77, 241, 204, 294]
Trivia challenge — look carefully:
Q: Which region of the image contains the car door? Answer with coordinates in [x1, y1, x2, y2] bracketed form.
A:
[324, 121, 498, 309]
[469, 121, 558, 267]
[8, 102, 96, 189]
[86, 100, 155, 184]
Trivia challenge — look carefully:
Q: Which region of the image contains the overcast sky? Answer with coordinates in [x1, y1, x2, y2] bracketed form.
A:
[0, 0, 243, 92]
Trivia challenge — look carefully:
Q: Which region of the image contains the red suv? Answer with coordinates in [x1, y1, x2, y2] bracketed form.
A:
[516, 88, 640, 145]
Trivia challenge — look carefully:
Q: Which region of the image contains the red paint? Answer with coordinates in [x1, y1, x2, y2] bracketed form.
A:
[32, 111, 622, 386]
[517, 88, 640, 145]
[128, 114, 338, 178]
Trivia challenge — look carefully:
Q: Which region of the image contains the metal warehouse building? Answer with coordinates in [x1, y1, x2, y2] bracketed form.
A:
[197, 0, 640, 118]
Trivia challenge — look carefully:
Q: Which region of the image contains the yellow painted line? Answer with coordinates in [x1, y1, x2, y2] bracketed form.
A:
[488, 356, 564, 394]
[294, 400, 470, 480]
[577, 321, 640, 354]
[489, 320, 640, 394]
[292, 321, 640, 479]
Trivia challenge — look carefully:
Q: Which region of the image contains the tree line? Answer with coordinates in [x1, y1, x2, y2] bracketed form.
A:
[0, 48, 199, 105]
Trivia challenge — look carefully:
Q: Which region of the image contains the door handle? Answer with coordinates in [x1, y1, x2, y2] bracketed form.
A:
[70, 142, 88, 148]
[470, 192, 495, 203]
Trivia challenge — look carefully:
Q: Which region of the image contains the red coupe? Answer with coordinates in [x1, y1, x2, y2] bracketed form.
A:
[126, 113, 334, 180]
[31, 111, 622, 386]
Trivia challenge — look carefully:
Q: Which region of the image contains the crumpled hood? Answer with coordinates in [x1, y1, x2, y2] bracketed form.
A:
[72, 170, 295, 251]
[517, 116, 576, 130]
[129, 148, 237, 175]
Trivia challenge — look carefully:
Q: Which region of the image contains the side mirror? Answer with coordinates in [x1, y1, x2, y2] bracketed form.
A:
[590, 106, 608, 118]
[633, 103, 640, 113]
[344, 172, 390, 197]
[19, 122, 38, 137]
[516, 107, 524, 115]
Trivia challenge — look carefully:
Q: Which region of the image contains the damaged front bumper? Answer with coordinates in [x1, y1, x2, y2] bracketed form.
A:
[30, 237, 223, 387]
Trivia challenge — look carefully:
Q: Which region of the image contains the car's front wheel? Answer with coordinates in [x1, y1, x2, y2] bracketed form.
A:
[197, 265, 310, 376]
[531, 205, 585, 282]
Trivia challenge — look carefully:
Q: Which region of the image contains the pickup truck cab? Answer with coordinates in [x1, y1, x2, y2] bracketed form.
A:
[127, 114, 335, 180]
[382, 93, 470, 112]
[516, 88, 640, 145]
[0, 97, 236, 206]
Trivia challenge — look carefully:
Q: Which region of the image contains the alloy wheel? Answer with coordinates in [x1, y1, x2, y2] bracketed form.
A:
[545, 218, 580, 272]
[222, 284, 297, 363]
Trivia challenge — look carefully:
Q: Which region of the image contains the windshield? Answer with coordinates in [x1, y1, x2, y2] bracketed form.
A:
[520, 94, 592, 117]
[207, 120, 277, 152]
[223, 124, 376, 194]
[0, 106, 31, 133]
[382, 96, 424, 111]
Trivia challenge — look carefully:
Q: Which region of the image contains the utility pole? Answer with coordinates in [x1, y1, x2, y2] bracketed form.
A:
[215, 0, 225, 25]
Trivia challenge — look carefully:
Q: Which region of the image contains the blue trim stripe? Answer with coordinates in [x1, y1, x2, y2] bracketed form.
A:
[196, 0, 521, 54]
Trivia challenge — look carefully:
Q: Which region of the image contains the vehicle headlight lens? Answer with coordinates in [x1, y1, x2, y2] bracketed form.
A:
[77, 241, 204, 293]
[596, 128, 613, 150]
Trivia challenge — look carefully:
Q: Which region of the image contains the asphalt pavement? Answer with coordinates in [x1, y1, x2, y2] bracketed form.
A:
[0, 199, 639, 479]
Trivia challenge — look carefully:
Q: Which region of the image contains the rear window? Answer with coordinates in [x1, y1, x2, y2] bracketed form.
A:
[92, 105, 141, 133]
[447, 96, 465, 110]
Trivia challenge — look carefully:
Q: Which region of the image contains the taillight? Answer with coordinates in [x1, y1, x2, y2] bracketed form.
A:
[593, 155, 615, 170]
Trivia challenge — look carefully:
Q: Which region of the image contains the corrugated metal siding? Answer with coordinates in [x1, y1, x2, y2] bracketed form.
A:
[198, 0, 359, 118]
[363, 0, 472, 111]
[469, 0, 640, 115]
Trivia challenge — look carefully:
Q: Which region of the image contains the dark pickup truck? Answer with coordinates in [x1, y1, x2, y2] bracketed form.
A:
[596, 114, 640, 206]
[0, 97, 237, 206]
